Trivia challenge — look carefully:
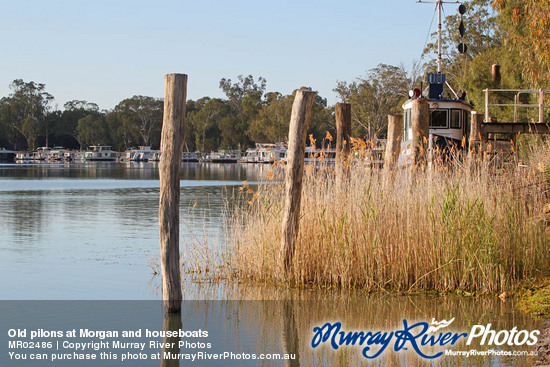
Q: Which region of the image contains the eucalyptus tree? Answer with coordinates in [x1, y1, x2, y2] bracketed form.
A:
[219, 75, 266, 148]
[112, 96, 163, 147]
[248, 92, 293, 143]
[0, 79, 54, 150]
[187, 97, 227, 152]
[493, 0, 550, 88]
[334, 64, 411, 141]
[76, 114, 110, 149]
[57, 100, 101, 149]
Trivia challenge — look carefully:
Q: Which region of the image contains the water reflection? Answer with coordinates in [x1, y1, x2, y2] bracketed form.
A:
[3, 191, 48, 246]
[0, 162, 269, 181]
[161, 312, 183, 367]
[175, 285, 541, 366]
[281, 300, 301, 367]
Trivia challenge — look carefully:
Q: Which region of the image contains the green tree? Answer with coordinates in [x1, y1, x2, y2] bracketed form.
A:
[248, 92, 293, 143]
[187, 97, 227, 152]
[112, 96, 163, 147]
[56, 100, 102, 149]
[105, 110, 136, 151]
[0, 79, 54, 150]
[493, 0, 550, 87]
[334, 64, 411, 140]
[219, 75, 266, 148]
[76, 114, 109, 149]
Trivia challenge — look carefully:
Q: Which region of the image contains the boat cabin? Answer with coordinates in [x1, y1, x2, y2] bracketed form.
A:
[403, 73, 472, 147]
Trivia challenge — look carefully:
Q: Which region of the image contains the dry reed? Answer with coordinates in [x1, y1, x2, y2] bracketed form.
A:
[221, 141, 550, 294]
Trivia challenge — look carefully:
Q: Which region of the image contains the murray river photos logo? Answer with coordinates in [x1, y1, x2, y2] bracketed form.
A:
[311, 318, 540, 359]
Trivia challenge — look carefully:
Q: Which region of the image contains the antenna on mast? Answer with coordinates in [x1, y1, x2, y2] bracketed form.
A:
[417, 0, 460, 73]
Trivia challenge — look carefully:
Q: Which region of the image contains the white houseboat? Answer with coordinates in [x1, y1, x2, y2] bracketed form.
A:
[84, 146, 118, 161]
[240, 142, 287, 163]
[48, 147, 67, 161]
[129, 146, 160, 162]
[16, 151, 35, 161]
[201, 150, 243, 163]
[182, 151, 201, 162]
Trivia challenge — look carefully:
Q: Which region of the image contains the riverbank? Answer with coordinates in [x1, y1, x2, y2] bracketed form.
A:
[516, 278, 550, 365]
[537, 319, 550, 366]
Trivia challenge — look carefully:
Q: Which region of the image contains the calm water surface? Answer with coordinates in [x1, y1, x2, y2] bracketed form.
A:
[0, 162, 267, 299]
[0, 162, 543, 366]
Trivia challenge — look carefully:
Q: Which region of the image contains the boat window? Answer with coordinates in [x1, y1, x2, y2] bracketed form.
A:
[430, 110, 448, 128]
[450, 109, 462, 129]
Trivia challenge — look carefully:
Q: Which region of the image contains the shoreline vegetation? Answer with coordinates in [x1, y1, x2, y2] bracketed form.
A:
[185, 137, 550, 301]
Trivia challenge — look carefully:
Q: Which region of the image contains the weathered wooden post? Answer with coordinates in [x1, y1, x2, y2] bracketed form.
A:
[411, 99, 430, 165]
[335, 102, 351, 183]
[384, 114, 403, 170]
[159, 73, 187, 313]
[469, 111, 483, 155]
[280, 89, 316, 271]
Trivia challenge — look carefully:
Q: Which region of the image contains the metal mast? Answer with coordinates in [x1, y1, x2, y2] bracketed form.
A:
[418, 0, 460, 73]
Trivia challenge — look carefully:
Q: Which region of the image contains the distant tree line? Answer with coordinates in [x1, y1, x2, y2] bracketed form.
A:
[0, 76, 335, 152]
[1, 1, 545, 151]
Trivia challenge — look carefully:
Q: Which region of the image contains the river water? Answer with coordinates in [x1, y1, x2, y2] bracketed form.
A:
[0, 162, 543, 366]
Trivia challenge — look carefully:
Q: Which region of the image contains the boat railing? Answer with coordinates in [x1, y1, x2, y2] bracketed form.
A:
[483, 88, 550, 123]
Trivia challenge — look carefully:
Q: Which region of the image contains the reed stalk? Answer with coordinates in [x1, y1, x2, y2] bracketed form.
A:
[221, 141, 550, 294]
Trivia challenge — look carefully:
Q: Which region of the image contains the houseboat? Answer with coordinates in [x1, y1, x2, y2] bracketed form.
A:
[16, 151, 35, 161]
[0, 148, 17, 163]
[84, 146, 118, 161]
[201, 150, 243, 163]
[48, 147, 67, 161]
[240, 142, 287, 163]
[129, 146, 160, 162]
[182, 151, 201, 162]
[35, 147, 52, 161]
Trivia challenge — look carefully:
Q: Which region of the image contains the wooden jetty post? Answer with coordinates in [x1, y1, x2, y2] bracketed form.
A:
[469, 111, 484, 156]
[411, 99, 430, 165]
[335, 102, 351, 183]
[280, 89, 316, 271]
[384, 114, 403, 170]
[159, 73, 187, 313]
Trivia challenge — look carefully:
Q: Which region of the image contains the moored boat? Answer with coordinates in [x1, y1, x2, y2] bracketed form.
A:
[84, 146, 118, 161]
[0, 148, 17, 163]
[182, 151, 201, 162]
[399, 1, 473, 165]
[201, 150, 243, 163]
[129, 146, 160, 162]
[240, 142, 287, 163]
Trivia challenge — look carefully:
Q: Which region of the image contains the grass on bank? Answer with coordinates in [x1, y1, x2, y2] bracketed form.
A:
[189, 136, 550, 295]
[517, 278, 550, 319]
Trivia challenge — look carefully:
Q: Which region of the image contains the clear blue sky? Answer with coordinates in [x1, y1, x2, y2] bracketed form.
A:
[0, 0, 439, 110]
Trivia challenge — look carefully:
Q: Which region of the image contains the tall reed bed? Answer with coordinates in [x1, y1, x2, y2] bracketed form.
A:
[222, 142, 550, 294]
